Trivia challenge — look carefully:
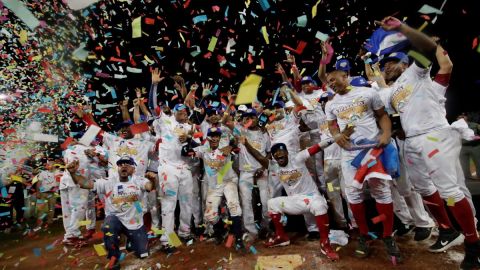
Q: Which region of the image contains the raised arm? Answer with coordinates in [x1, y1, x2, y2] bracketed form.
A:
[317, 41, 330, 84]
[149, 68, 164, 116]
[287, 55, 301, 82]
[436, 44, 453, 75]
[119, 100, 131, 122]
[239, 136, 269, 169]
[184, 83, 199, 110]
[133, 98, 141, 124]
[66, 160, 94, 189]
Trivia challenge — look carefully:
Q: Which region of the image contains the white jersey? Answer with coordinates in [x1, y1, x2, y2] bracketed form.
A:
[388, 62, 449, 137]
[153, 115, 192, 166]
[94, 174, 150, 230]
[103, 133, 154, 177]
[273, 149, 320, 196]
[236, 124, 270, 172]
[61, 144, 106, 190]
[266, 113, 301, 154]
[300, 90, 324, 109]
[36, 170, 61, 192]
[325, 86, 385, 144]
[194, 145, 237, 189]
[142, 133, 159, 172]
[371, 82, 395, 115]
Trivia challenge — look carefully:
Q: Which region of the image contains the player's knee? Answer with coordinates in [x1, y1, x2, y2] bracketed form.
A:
[227, 201, 242, 217]
[267, 198, 282, 214]
[345, 187, 363, 204]
[310, 198, 328, 216]
[438, 187, 465, 202]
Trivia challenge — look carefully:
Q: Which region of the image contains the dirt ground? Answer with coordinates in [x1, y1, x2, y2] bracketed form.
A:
[0, 221, 467, 270]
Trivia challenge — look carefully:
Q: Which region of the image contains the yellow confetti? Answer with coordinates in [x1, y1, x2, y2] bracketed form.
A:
[261, 26, 269, 44]
[447, 197, 455, 206]
[152, 228, 165, 235]
[208, 36, 218, 52]
[327, 183, 334, 192]
[78, 220, 92, 227]
[132, 16, 142, 38]
[311, 0, 322, 18]
[418, 21, 428, 32]
[11, 175, 23, 182]
[408, 50, 432, 68]
[19, 30, 28, 45]
[235, 74, 263, 105]
[426, 136, 439, 142]
[168, 232, 183, 247]
[93, 244, 107, 256]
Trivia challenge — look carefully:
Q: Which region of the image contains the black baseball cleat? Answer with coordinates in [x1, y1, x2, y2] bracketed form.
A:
[161, 244, 177, 254]
[429, 229, 464, 253]
[307, 231, 320, 241]
[395, 224, 415, 236]
[383, 236, 402, 264]
[354, 235, 370, 258]
[235, 237, 247, 254]
[414, 227, 433, 242]
[460, 240, 480, 270]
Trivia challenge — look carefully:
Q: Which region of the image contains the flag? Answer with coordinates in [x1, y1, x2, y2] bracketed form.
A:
[364, 28, 409, 57]
[350, 143, 400, 189]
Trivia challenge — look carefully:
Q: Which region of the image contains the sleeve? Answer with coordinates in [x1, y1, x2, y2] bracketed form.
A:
[403, 62, 431, 80]
[152, 119, 162, 137]
[370, 88, 385, 111]
[430, 80, 448, 99]
[264, 133, 271, 153]
[295, 149, 311, 163]
[324, 100, 336, 121]
[93, 178, 108, 194]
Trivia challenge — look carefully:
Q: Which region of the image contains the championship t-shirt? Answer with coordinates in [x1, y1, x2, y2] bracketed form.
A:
[37, 170, 61, 192]
[272, 150, 320, 196]
[194, 145, 237, 189]
[61, 144, 107, 190]
[387, 62, 449, 137]
[266, 113, 301, 154]
[103, 133, 154, 177]
[236, 124, 270, 172]
[94, 174, 150, 230]
[153, 115, 192, 166]
[325, 86, 385, 144]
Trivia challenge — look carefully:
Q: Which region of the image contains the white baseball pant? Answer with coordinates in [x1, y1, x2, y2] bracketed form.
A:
[191, 164, 204, 227]
[60, 187, 88, 240]
[239, 170, 268, 235]
[268, 193, 328, 217]
[404, 127, 476, 214]
[158, 162, 193, 244]
[341, 151, 392, 205]
[324, 159, 348, 227]
[204, 181, 242, 224]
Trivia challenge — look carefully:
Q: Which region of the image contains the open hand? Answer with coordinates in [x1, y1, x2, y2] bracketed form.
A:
[151, 68, 164, 85]
[66, 160, 80, 174]
[375, 16, 402, 31]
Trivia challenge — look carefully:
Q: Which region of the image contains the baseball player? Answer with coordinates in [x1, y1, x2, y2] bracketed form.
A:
[377, 16, 479, 268]
[239, 136, 346, 260]
[325, 70, 401, 262]
[182, 127, 245, 251]
[153, 103, 194, 250]
[66, 156, 157, 269]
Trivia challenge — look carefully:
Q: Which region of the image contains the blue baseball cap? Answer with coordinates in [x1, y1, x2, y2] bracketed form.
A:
[380, 52, 409, 66]
[335, 59, 351, 72]
[301, 76, 315, 84]
[173, 103, 188, 112]
[242, 108, 257, 117]
[350, 76, 370, 87]
[271, 143, 288, 154]
[207, 127, 222, 137]
[116, 155, 137, 166]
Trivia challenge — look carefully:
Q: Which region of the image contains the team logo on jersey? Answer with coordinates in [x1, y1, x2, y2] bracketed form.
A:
[205, 158, 224, 170]
[391, 84, 413, 113]
[334, 99, 368, 122]
[279, 169, 302, 186]
[116, 146, 138, 156]
[249, 140, 262, 151]
[319, 122, 329, 133]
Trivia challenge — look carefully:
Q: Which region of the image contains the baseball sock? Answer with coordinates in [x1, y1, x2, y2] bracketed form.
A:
[423, 191, 453, 229]
[349, 202, 369, 236]
[270, 213, 287, 238]
[375, 202, 394, 238]
[315, 214, 330, 242]
[448, 197, 479, 243]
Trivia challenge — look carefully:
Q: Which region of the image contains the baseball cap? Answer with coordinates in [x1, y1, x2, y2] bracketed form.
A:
[207, 127, 222, 137]
[115, 121, 133, 131]
[173, 103, 188, 112]
[238, 105, 248, 112]
[380, 52, 409, 66]
[116, 155, 137, 166]
[242, 108, 257, 117]
[271, 143, 288, 154]
[301, 76, 315, 84]
[350, 76, 370, 87]
[335, 59, 351, 72]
